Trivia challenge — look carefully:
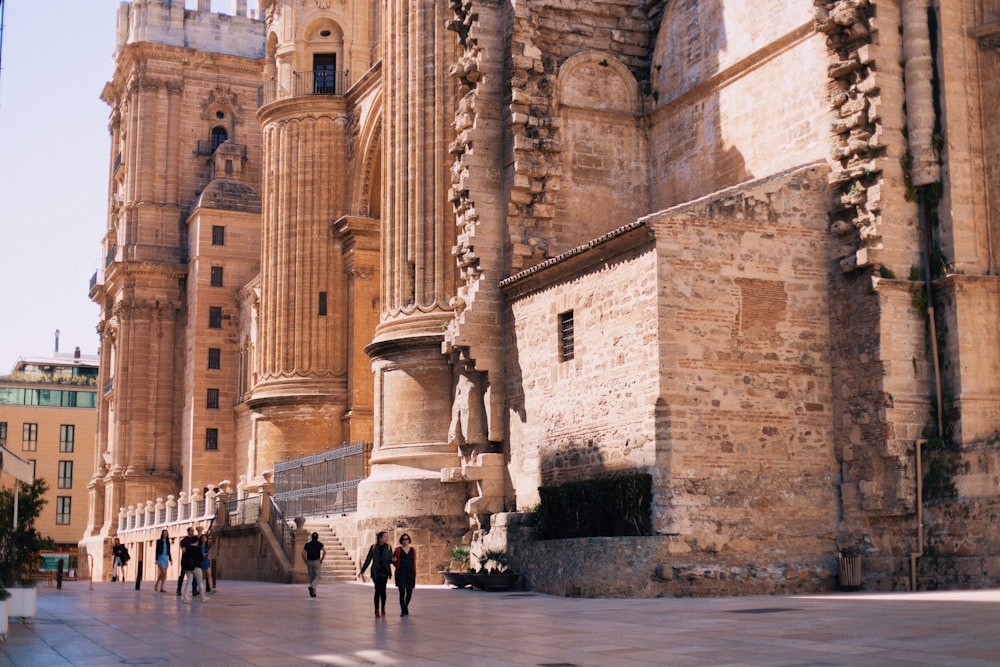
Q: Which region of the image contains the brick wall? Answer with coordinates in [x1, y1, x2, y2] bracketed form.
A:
[506, 165, 840, 586]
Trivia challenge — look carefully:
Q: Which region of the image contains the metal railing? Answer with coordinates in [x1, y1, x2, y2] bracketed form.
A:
[257, 70, 350, 108]
[225, 494, 262, 526]
[104, 243, 187, 267]
[196, 140, 247, 157]
[268, 496, 295, 563]
[273, 442, 370, 517]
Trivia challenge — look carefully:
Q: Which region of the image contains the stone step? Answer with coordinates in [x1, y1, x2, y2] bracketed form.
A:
[303, 521, 357, 582]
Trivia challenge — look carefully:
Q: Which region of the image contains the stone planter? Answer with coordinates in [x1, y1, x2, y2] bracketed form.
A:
[439, 571, 469, 588]
[466, 572, 520, 591]
[7, 587, 36, 623]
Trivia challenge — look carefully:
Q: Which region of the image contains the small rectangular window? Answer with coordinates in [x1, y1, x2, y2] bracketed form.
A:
[0, 421, 6, 444]
[209, 306, 223, 329]
[60, 424, 75, 452]
[212, 225, 226, 246]
[56, 496, 72, 525]
[206, 428, 219, 450]
[207, 388, 220, 409]
[58, 460, 73, 489]
[22, 423, 38, 451]
[211, 266, 224, 287]
[318, 291, 328, 316]
[208, 348, 221, 370]
[559, 310, 575, 362]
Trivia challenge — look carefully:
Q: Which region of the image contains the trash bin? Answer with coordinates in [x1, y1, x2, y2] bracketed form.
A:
[837, 552, 862, 588]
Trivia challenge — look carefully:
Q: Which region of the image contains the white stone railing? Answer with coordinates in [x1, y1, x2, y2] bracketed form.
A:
[117, 488, 219, 535]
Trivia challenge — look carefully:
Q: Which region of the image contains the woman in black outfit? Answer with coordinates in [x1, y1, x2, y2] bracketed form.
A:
[358, 531, 393, 618]
[392, 533, 416, 616]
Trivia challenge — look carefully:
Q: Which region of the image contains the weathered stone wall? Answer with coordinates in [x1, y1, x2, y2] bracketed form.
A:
[647, 164, 838, 562]
[505, 165, 840, 589]
[504, 228, 661, 510]
[505, 0, 663, 270]
[211, 522, 291, 583]
[938, 0, 997, 276]
[520, 537, 835, 598]
[482, 513, 835, 597]
[982, 33, 1000, 269]
[921, 440, 1000, 589]
[649, 3, 828, 210]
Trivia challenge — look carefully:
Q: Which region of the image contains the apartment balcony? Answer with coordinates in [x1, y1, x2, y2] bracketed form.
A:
[257, 70, 350, 108]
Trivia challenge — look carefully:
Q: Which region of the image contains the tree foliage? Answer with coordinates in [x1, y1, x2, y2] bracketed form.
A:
[0, 478, 50, 586]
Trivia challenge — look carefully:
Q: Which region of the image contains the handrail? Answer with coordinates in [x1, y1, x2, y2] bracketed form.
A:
[268, 496, 295, 563]
[256, 69, 351, 108]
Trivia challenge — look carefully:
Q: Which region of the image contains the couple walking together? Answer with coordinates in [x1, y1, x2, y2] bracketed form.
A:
[358, 531, 416, 618]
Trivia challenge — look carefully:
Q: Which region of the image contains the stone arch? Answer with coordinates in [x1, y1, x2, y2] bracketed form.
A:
[555, 52, 647, 246]
[352, 93, 382, 219]
[557, 51, 638, 115]
[651, 0, 718, 104]
[298, 16, 346, 80]
[200, 87, 242, 146]
[264, 31, 279, 81]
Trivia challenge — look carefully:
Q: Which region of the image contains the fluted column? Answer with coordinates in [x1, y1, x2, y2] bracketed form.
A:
[377, 0, 456, 332]
[251, 95, 351, 461]
[359, 0, 465, 554]
[257, 112, 348, 388]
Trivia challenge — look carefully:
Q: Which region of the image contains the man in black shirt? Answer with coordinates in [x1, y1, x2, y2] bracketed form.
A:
[302, 532, 326, 598]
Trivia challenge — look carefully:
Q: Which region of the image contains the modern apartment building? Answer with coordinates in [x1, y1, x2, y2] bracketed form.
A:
[0, 347, 98, 552]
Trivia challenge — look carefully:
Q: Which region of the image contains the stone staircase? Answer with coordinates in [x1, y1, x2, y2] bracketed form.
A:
[304, 522, 357, 582]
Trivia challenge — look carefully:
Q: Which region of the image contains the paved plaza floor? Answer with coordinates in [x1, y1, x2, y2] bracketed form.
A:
[1, 579, 999, 666]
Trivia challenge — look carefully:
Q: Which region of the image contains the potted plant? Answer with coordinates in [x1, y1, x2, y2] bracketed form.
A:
[439, 544, 470, 588]
[0, 479, 48, 623]
[466, 548, 520, 591]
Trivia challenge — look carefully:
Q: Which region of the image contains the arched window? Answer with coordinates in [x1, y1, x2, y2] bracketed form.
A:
[210, 126, 228, 152]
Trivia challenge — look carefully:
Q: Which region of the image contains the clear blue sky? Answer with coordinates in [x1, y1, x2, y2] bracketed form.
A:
[0, 0, 120, 368]
[0, 1, 257, 370]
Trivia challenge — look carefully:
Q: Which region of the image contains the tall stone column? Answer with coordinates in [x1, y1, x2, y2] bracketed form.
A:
[250, 101, 351, 462]
[251, 0, 355, 466]
[359, 0, 466, 574]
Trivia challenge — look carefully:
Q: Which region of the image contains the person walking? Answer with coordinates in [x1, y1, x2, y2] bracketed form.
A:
[358, 531, 393, 618]
[199, 533, 214, 595]
[111, 538, 130, 582]
[180, 533, 208, 603]
[176, 527, 197, 596]
[153, 530, 171, 592]
[392, 533, 416, 616]
[301, 532, 326, 598]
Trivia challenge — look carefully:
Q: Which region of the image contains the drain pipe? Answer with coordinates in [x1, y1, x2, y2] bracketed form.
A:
[910, 439, 926, 591]
[901, 0, 941, 592]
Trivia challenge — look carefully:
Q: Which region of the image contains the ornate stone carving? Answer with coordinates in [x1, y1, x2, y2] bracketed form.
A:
[201, 87, 241, 120]
[980, 34, 1000, 50]
[301, 0, 341, 9]
[448, 360, 488, 448]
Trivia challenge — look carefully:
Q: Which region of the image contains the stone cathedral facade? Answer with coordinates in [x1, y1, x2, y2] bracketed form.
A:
[81, 0, 1000, 595]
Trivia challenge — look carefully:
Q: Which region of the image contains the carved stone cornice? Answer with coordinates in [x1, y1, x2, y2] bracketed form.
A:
[112, 299, 181, 321]
[347, 265, 376, 281]
[301, 0, 343, 9]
